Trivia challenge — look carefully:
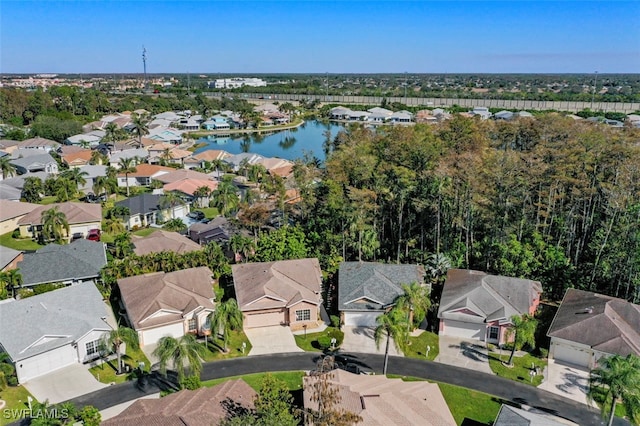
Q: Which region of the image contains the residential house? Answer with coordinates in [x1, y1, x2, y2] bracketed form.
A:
[493, 405, 577, 426]
[517, 111, 534, 118]
[147, 127, 183, 145]
[188, 217, 235, 245]
[470, 107, 492, 120]
[160, 147, 192, 166]
[109, 148, 149, 168]
[77, 164, 108, 194]
[16, 137, 60, 153]
[415, 110, 439, 124]
[118, 267, 216, 346]
[163, 178, 218, 205]
[0, 247, 23, 272]
[177, 117, 200, 131]
[131, 230, 202, 256]
[0, 282, 112, 383]
[117, 164, 173, 189]
[116, 193, 189, 230]
[546, 288, 640, 369]
[0, 184, 22, 201]
[17, 202, 102, 240]
[437, 269, 542, 344]
[232, 258, 323, 330]
[64, 133, 102, 147]
[338, 262, 426, 327]
[330, 106, 354, 120]
[61, 149, 93, 168]
[10, 153, 58, 175]
[367, 107, 393, 123]
[147, 142, 176, 163]
[258, 157, 294, 173]
[494, 110, 515, 121]
[224, 153, 264, 172]
[17, 239, 107, 287]
[101, 379, 257, 426]
[153, 169, 214, 185]
[387, 110, 414, 123]
[0, 199, 40, 235]
[303, 370, 456, 426]
[0, 139, 22, 155]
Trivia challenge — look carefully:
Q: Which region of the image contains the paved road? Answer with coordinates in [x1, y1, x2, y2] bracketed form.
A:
[66, 352, 627, 426]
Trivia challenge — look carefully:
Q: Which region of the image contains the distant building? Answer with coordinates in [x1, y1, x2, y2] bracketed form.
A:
[209, 78, 267, 89]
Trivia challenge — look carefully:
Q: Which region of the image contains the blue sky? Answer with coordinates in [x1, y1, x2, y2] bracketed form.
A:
[2, 1, 639, 73]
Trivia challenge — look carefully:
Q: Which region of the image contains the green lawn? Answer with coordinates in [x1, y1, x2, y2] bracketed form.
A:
[294, 328, 343, 352]
[201, 330, 252, 361]
[0, 385, 35, 426]
[131, 228, 158, 237]
[89, 346, 151, 384]
[404, 331, 439, 361]
[197, 207, 220, 219]
[487, 351, 547, 387]
[202, 371, 305, 392]
[0, 232, 43, 251]
[438, 382, 503, 425]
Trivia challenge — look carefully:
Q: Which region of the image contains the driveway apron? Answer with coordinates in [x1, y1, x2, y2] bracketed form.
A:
[23, 364, 108, 404]
[538, 360, 590, 405]
[244, 325, 304, 356]
[435, 335, 493, 374]
[340, 327, 403, 356]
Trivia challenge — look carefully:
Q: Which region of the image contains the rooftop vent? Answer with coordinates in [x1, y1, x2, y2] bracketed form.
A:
[578, 306, 594, 314]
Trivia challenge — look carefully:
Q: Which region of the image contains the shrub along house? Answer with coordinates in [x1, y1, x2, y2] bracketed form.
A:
[437, 269, 542, 345]
[232, 258, 324, 330]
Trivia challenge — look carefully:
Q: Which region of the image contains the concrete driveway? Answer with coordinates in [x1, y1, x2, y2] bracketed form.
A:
[244, 325, 304, 356]
[24, 364, 109, 404]
[340, 327, 403, 356]
[538, 360, 590, 405]
[435, 335, 493, 374]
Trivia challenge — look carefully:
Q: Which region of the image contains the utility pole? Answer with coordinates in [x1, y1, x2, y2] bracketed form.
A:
[591, 71, 598, 110]
[142, 46, 148, 91]
[404, 71, 408, 99]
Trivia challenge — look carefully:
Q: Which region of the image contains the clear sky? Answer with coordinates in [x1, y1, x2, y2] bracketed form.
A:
[1, 1, 639, 74]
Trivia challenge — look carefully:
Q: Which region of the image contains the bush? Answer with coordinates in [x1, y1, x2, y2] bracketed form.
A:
[538, 348, 549, 358]
[181, 375, 202, 390]
[317, 336, 332, 351]
[330, 315, 341, 328]
[12, 229, 20, 238]
[327, 328, 344, 347]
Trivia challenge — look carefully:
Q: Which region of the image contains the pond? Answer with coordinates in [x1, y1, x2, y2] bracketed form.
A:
[194, 120, 345, 162]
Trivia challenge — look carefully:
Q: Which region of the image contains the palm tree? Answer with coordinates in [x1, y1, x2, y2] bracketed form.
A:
[104, 122, 119, 143]
[130, 113, 149, 148]
[0, 157, 17, 180]
[152, 334, 207, 382]
[161, 191, 182, 219]
[55, 177, 77, 202]
[589, 354, 640, 426]
[118, 157, 137, 197]
[193, 186, 212, 209]
[41, 206, 70, 243]
[0, 269, 23, 298]
[101, 325, 139, 375]
[504, 314, 538, 365]
[212, 176, 239, 217]
[89, 150, 106, 165]
[374, 306, 409, 375]
[396, 282, 431, 331]
[228, 234, 255, 262]
[21, 176, 43, 203]
[208, 298, 243, 353]
[61, 167, 88, 191]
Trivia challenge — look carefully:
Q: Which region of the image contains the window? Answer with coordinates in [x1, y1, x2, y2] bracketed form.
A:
[188, 318, 197, 331]
[295, 309, 311, 322]
[85, 340, 100, 356]
[489, 327, 499, 340]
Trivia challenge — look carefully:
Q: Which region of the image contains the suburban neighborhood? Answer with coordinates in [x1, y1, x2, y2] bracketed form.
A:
[0, 66, 639, 426]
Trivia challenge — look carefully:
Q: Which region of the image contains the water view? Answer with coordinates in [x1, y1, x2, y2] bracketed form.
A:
[194, 120, 345, 161]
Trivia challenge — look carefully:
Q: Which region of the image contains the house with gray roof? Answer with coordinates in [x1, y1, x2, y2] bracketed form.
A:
[118, 267, 215, 346]
[16, 137, 60, 153]
[10, 153, 58, 175]
[17, 239, 107, 287]
[131, 230, 201, 256]
[188, 216, 236, 245]
[0, 184, 22, 201]
[0, 247, 23, 272]
[437, 269, 542, 344]
[0, 282, 111, 383]
[493, 405, 576, 426]
[338, 262, 426, 327]
[232, 258, 323, 330]
[546, 288, 640, 369]
[116, 193, 189, 230]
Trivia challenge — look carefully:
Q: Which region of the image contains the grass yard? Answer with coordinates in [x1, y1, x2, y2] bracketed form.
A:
[404, 331, 439, 361]
[131, 228, 158, 237]
[0, 232, 43, 251]
[294, 327, 343, 352]
[89, 346, 151, 384]
[201, 330, 252, 361]
[438, 382, 503, 425]
[487, 351, 547, 387]
[0, 385, 35, 426]
[197, 207, 220, 219]
[202, 371, 305, 392]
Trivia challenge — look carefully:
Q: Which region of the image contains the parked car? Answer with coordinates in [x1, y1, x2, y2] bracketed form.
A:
[187, 211, 205, 221]
[71, 232, 84, 241]
[86, 229, 101, 242]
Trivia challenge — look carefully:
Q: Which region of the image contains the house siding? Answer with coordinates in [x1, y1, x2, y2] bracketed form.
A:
[288, 301, 319, 331]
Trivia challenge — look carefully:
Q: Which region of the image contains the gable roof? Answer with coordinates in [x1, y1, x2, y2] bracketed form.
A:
[232, 258, 322, 311]
[438, 269, 542, 324]
[154, 169, 212, 184]
[303, 370, 456, 426]
[10, 153, 57, 169]
[116, 193, 166, 216]
[338, 262, 426, 312]
[0, 247, 22, 270]
[17, 202, 102, 226]
[101, 379, 256, 426]
[118, 267, 215, 330]
[17, 137, 60, 149]
[18, 239, 108, 286]
[163, 178, 218, 196]
[117, 163, 173, 178]
[494, 405, 576, 426]
[192, 150, 231, 162]
[0, 200, 40, 221]
[132, 230, 201, 256]
[0, 283, 109, 362]
[547, 288, 640, 357]
[61, 149, 92, 166]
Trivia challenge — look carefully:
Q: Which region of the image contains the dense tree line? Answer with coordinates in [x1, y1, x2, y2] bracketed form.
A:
[296, 117, 640, 302]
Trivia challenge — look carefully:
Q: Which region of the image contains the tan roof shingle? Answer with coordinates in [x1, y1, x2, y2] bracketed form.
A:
[17, 202, 102, 226]
[132, 230, 202, 256]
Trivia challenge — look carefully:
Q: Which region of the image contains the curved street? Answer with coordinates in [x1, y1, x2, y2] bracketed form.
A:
[64, 352, 630, 426]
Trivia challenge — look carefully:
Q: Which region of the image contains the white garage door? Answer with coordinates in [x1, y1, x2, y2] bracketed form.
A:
[552, 342, 591, 367]
[344, 311, 381, 327]
[18, 345, 77, 383]
[442, 319, 485, 340]
[244, 311, 283, 328]
[141, 323, 185, 346]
